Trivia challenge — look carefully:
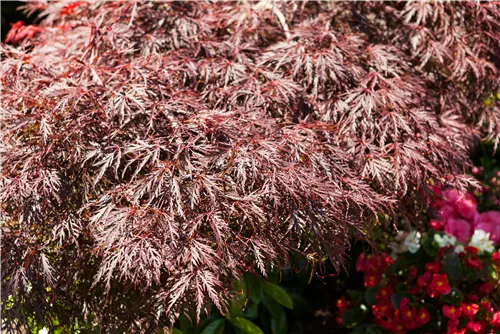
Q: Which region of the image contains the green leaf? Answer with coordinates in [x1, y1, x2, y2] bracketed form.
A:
[229, 298, 244, 317]
[352, 325, 369, 334]
[341, 307, 366, 328]
[364, 286, 379, 307]
[402, 248, 423, 264]
[230, 317, 264, 334]
[247, 274, 263, 304]
[485, 264, 498, 282]
[347, 290, 364, 302]
[390, 292, 411, 310]
[422, 234, 438, 257]
[233, 276, 248, 304]
[262, 295, 285, 320]
[243, 301, 259, 319]
[270, 308, 287, 334]
[289, 293, 312, 315]
[443, 253, 460, 282]
[262, 283, 293, 309]
[420, 303, 442, 332]
[441, 288, 463, 306]
[201, 319, 226, 334]
[395, 282, 407, 292]
[179, 314, 193, 334]
[172, 329, 183, 334]
[389, 258, 408, 275]
[353, 325, 384, 334]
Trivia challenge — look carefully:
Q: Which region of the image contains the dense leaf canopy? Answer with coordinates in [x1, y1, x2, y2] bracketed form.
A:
[1, 1, 499, 332]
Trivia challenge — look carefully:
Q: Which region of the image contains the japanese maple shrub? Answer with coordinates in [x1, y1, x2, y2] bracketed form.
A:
[1, 1, 499, 332]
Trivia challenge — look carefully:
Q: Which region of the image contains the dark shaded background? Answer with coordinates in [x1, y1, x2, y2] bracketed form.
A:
[1, 1, 31, 41]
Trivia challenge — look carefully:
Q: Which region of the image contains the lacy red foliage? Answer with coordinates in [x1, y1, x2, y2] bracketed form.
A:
[1, 1, 499, 332]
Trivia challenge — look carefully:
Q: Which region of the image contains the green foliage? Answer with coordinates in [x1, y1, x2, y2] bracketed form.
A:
[171, 274, 305, 334]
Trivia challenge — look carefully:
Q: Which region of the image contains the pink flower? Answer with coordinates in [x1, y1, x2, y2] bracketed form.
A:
[438, 204, 459, 222]
[474, 211, 500, 243]
[439, 189, 477, 221]
[455, 193, 477, 221]
[445, 218, 472, 243]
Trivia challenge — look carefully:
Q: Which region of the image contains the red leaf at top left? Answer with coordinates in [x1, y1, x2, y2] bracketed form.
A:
[5, 21, 43, 44]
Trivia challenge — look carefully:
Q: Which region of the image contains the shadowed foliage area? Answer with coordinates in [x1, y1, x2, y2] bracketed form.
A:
[1, 2, 27, 41]
[1, 1, 499, 332]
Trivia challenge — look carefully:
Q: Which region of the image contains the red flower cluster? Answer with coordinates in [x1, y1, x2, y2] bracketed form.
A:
[443, 302, 499, 334]
[355, 252, 393, 288]
[415, 260, 453, 298]
[335, 296, 351, 324]
[338, 233, 499, 333]
[372, 296, 430, 333]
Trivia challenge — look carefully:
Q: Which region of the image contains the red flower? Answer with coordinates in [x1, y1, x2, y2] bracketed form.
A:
[376, 286, 393, 301]
[481, 301, 493, 313]
[416, 307, 431, 326]
[462, 303, 479, 318]
[357, 252, 392, 287]
[478, 282, 492, 295]
[492, 312, 500, 329]
[465, 256, 482, 270]
[399, 297, 410, 310]
[356, 252, 392, 274]
[430, 219, 444, 231]
[401, 306, 415, 321]
[375, 315, 395, 331]
[400, 303, 417, 330]
[372, 301, 392, 318]
[447, 319, 461, 334]
[443, 304, 462, 320]
[417, 271, 432, 288]
[408, 266, 418, 278]
[335, 296, 348, 313]
[425, 260, 442, 273]
[364, 273, 381, 288]
[447, 326, 466, 334]
[392, 319, 407, 334]
[356, 252, 367, 272]
[466, 321, 482, 333]
[464, 246, 479, 255]
[427, 273, 451, 297]
[467, 294, 479, 303]
[404, 320, 417, 331]
[493, 251, 500, 264]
